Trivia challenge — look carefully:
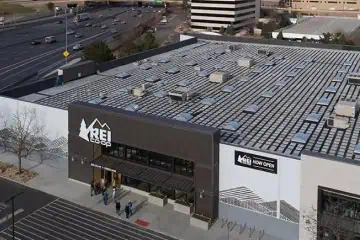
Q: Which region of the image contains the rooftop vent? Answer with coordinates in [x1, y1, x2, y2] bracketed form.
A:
[222, 85, 235, 93]
[334, 99, 360, 118]
[317, 97, 331, 106]
[225, 45, 241, 53]
[158, 58, 170, 63]
[327, 114, 350, 129]
[287, 71, 296, 77]
[185, 60, 197, 66]
[261, 91, 275, 98]
[145, 75, 161, 83]
[214, 63, 224, 70]
[201, 97, 216, 105]
[275, 81, 286, 87]
[305, 113, 321, 123]
[174, 112, 193, 122]
[243, 104, 259, 114]
[264, 61, 275, 66]
[199, 71, 210, 77]
[210, 71, 230, 83]
[168, 87, 195, 102]
[258, 49, 273, 56]
[131, 87, 147, 97]
[325, 86, 337, 93]
[223, 120, 241, 131]
[215, 49, 225, 55]
[177, 80, 191, 87]
[116, 72, 131, 79]
[354, 144, 360, 154]
[139, 64, 152, 70]
[344, 61, 352, 66]
[332, 75, 344, 82]
[237, 58, 255, 68]
[154, 90, 168, 98]
[292, 133, 310, 144]
[167, 67, 180, 74]
[295, 64, 306, 69]
[125, 103, 139, 112]
[347, 72, 360, 85]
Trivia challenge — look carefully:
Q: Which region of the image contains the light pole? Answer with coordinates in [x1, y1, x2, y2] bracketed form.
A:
[5, 192, 24, 240]
[65, 6, 68, 64]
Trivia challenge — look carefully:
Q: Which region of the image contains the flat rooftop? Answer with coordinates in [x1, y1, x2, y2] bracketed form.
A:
[283, 16, 360, 36]
[27, 40, 360, 161]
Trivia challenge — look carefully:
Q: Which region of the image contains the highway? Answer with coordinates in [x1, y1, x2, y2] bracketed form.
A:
[0, 5, 161, 90]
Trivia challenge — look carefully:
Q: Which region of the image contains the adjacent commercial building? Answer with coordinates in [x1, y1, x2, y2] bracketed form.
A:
[190, 0, 261, 32]
[292, 0, 360, 12]
[7, 37, 360, 239]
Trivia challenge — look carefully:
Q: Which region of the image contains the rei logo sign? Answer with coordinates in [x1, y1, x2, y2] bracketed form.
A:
[79, 118, 111, 147]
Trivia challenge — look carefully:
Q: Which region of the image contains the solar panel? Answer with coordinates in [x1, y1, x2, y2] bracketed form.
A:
[292, 132, 310, 144]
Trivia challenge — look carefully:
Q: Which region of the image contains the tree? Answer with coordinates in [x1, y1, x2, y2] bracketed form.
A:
[0, 107, 46, 174]
[83, 41, 115, 64]
[320, 32, 354, 45]
[277, 31, 284, 40]
[225, 23, 235, 36]
[279, 14, 292, 28]
[219, 26, 226, 34]
[141, 32, 159, 50]
[303, 197, 359, 240]
[46, 2, 55, 11]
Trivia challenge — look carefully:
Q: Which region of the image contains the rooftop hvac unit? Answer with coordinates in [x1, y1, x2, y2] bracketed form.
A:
[334, 99, 359, 118]
[258, 49, 273, 56]
[142, 83, 151, 90]
[347, 72, 360, 85]
[327, 115, 350, 129]
[168, 87, 195, 102]
[209, 71, 230, 83]
[225, 45, 241, 53]
[237, 58, 255, 68]
[131, 87, 146, 97]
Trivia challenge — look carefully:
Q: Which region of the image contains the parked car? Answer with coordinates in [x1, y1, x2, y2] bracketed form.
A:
[101, 24, 107, 29]
[85, 22, 91, 27]
[56, 20, 63, 24]
[92, 23, 98, 27]
[111, 28, 118, 34]
[75, 33, 83, 38]
[147, 28, 156, 33]
[31, 40, 41, 45]
[73, 43, 83, 51]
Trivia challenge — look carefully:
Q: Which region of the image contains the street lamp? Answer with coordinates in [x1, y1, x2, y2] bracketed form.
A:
[65, 6, 68, 64]
[5, 192, 24, 240]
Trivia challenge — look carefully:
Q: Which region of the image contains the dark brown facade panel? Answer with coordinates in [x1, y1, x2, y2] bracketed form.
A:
[68, 157, 92, 184]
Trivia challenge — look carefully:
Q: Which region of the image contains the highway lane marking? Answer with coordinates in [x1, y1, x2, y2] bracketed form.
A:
[0, 208, 24, 224]
[7, 226, 36, 240]
[0, 231, 22, 240]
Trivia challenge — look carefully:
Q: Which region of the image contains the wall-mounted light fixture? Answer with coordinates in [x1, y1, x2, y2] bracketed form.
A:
[200, 190, 205, 199]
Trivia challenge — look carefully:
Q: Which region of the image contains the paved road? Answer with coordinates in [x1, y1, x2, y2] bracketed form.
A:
[0, 178, 56, 231]
[0, 6, 161, 90]
[0, 190, 177, 240]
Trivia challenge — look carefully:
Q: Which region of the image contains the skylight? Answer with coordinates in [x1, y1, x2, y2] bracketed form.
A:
[177, 80, 191, 87]
[167, 67, 180, 74]
[325, 86, 337, 93]
[145, 76, 161, 83]
[261, 91, 275, 98]
[292, 132, 310, 144]
[223, 120, 241, 131]
[317, 97, 331, 106]
[158, 58, 170, 63]
[222, 85, 235, 93]
[139, 64, 152, 70]
[305, 113, 321, 123]
[116, 72, 130, 79]
[201, 97, 216, 106]
[243, 104, 259, 114]
[174, 112, 193, 122]
[185, 60, 197, 66]
[199, 71, 210, 77]
[153, 90, 168, 98]
[124, 104, 139, 112]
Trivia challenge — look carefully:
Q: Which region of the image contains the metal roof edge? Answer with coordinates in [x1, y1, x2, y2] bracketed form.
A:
[301, 150, 360, 166]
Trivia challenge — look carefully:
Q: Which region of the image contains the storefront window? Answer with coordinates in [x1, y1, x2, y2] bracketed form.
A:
[174, 158, 194, 177]
[126, 147, 148, 165]
[149, 152, 172, 171]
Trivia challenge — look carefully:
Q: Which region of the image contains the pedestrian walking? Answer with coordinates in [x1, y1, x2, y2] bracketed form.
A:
[125, 205, 130, 219]
[104, 191, 109, 205]
[116, 200, 121, 216]
[112, 186, 116, 199]
[90, 180, 94, 197]
[128, 200, 133, 216]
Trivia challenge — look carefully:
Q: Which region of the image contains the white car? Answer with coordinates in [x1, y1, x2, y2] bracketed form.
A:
[121, 20, 127, 24]
[111, 28, 118, 34]
[66, 30, 75, 35]
[101, 24, 107, 29]
[73, 43, 83, 50]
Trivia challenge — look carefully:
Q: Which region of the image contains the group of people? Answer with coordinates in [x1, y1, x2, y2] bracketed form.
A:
[117, 200, 133, 219]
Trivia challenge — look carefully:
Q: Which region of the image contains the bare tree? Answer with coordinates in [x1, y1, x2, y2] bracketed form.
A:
[303, 197, 359, 240]
[0, 107, 46, 174]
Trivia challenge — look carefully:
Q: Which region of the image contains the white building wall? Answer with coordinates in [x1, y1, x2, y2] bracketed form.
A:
[0, 96, 68, 140]
[219, 143, 301, 210]
[299, 153, 360, 240]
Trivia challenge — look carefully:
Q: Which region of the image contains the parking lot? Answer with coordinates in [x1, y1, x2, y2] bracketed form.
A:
[0, 180, 178, 240]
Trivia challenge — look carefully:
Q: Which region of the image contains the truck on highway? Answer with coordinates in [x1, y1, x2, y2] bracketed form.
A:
[73, 13, 90, 23]
[45, 36, 56, 43]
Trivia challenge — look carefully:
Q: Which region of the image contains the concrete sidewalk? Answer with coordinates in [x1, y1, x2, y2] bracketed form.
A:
[0, 152, 283, 240]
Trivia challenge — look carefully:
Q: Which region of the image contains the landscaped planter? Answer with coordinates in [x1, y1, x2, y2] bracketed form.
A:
[174, 200, 194, 215]
[190, 213, 212, 230]
[148, 192, 168, 207]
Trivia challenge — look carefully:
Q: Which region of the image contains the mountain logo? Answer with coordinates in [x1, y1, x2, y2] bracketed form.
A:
[79, 118, 111, 147]
[236, 154, 252, 166]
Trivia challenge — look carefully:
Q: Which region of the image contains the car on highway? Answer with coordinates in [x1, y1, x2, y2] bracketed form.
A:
[111, 28, 118, 34]
[75, 33, 83, 38]
[112, 22, 116, 25]
[56, 20, 63, 24]
[92, 23, 99, 27]
[114, 18, 119, 22]
[66, 30, 75, 35]
[73, 44, 83, 51]
[85, 22, 91, 27]
[45, 36, 56, 43]
[31, 40, 41, 45]
[121, 20, 127, 24]
[101, 24, 107, 29]
[98, 14, 103, 18]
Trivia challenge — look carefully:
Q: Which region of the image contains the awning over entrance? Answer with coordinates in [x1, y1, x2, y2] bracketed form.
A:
[91, 156, 194, 193]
